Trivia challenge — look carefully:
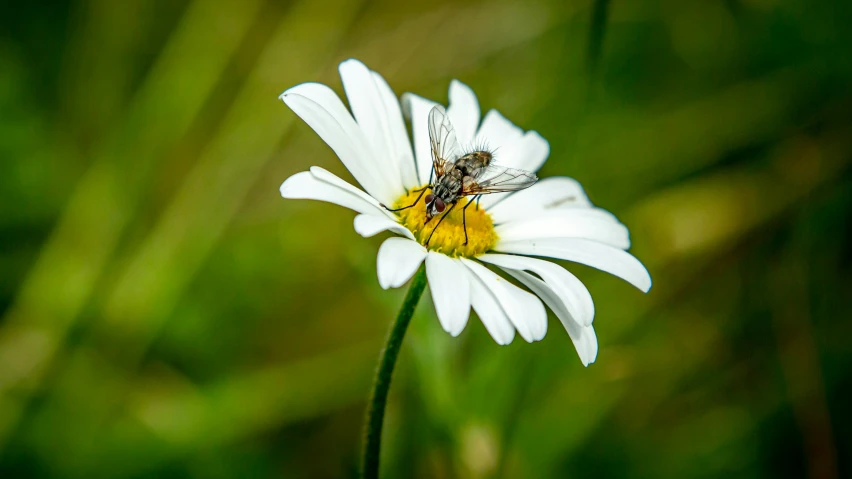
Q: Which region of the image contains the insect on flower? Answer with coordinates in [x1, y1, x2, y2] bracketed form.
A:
[384, 106, 538, 246]
[280, 59, 652, 362]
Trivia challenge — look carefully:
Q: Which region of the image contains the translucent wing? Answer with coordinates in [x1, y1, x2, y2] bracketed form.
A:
[463, 163, 538, 195]
[428, 105, 462, 178]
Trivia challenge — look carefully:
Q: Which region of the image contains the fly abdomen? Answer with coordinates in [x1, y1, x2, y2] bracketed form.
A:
[455, 151, 493, 177]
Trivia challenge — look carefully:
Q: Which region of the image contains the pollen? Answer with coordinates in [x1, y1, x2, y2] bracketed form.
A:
[394, 186, 498, 258]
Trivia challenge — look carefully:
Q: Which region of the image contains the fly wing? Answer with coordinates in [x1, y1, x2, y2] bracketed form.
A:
[464, 163, 538, 195]
[428, 105, 461, 178]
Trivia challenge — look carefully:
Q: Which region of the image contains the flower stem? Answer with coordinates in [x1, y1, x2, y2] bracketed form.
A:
[362, 265, 427, 479]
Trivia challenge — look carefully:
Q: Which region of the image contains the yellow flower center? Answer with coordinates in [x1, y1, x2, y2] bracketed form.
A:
[394, 186, 498, 258]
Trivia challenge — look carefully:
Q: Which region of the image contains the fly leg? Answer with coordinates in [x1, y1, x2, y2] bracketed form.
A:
[382, 185, 431, 212]
[381, 168, 435, 211]
[425, 202, 456, 246]
[475, 195, 482, 211]
[462, 199, 476, 245]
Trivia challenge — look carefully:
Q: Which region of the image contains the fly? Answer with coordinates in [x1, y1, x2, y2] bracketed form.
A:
[385, 105, 538, 246]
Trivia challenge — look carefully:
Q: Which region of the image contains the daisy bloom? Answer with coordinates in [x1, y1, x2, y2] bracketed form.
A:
[279, 59, 651, 367]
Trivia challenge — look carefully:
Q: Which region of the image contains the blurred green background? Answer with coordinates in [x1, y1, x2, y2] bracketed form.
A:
[2, 0, 851, 477]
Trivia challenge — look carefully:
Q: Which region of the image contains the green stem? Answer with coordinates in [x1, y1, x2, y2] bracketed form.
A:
[362, 265, 427, 479]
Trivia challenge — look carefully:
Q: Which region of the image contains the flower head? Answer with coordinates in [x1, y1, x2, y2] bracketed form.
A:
[279, 59, 651, 366]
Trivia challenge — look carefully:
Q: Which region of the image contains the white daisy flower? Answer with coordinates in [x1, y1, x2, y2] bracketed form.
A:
[279, 59, 651, 366]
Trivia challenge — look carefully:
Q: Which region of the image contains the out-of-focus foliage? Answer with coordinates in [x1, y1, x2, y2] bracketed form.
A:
[1, 0, 851, 477]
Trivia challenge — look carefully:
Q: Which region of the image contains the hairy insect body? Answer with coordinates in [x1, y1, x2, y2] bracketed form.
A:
[428, 151, 492, 220]
[455, 151, 494, 174]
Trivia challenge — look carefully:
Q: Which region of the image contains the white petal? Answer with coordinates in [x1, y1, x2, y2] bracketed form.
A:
[401, 92, 439, 186]
[280, 83, 395, 205]
[494, 238, 652, 293]
[488, 177, 593, 224]
[353, 214, 415, 240]
[376, 237, 427, 290]
[425, 253, 470, 336]
[504, 268, 598, 366]
[506, 207, 619, 222]
[475, 109, 523, 151]
[447, 80, 480, 147]
[479, 254, 595, 327]
[281, 83, 356, 135]
[371, 71, 419, 190]
[338, 60, 405, 198]
[309, 167, 396, 221]
[461, 259, 547, 342]
[463, 264, 515, 345]
[493, 130, 549, 172]
[579, 325, 599, 365]
[495, 211, 630, 249]
[281, 170, 390, 219]
[514, 131, 549, 172]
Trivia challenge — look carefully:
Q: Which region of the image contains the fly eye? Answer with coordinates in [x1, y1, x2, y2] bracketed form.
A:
[435, 197, 446, 212]
[425, 194, 434, 204]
